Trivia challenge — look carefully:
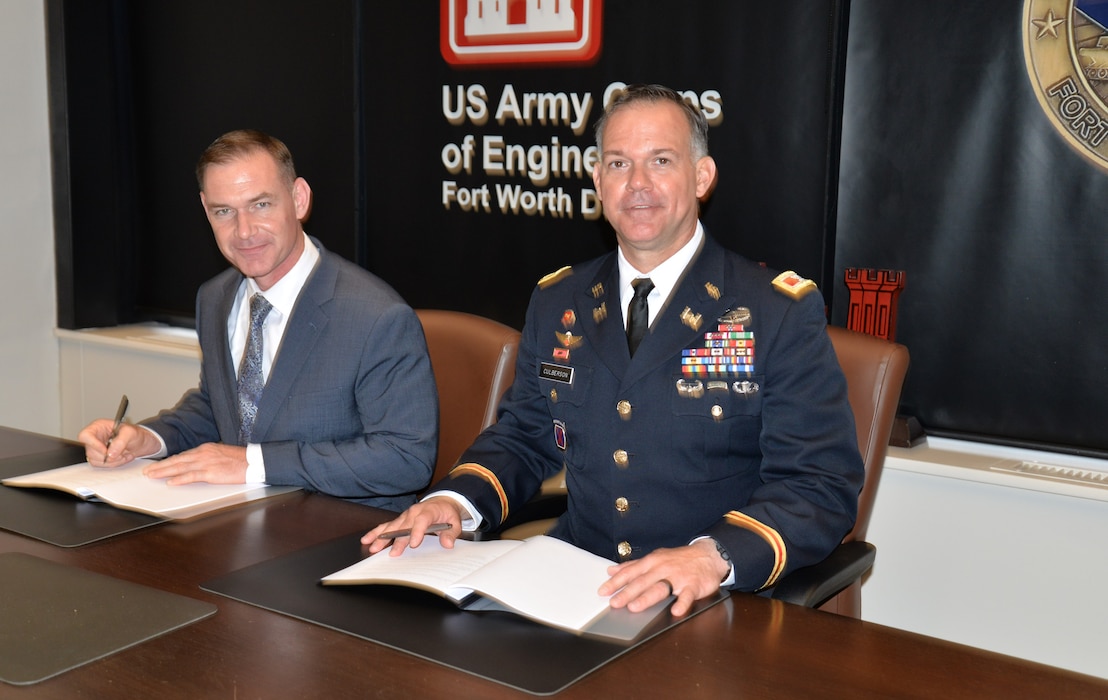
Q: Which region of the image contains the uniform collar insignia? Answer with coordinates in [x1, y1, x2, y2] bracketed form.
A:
[593, 302, 607, 324]
[680, 306, 703, 331]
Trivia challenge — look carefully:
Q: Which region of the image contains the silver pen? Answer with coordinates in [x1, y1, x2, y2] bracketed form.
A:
[376, 522, 451, 540]
[102, 394, 129, 460]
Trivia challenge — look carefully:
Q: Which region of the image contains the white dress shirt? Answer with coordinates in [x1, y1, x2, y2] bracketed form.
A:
[616, 221, 704, 330]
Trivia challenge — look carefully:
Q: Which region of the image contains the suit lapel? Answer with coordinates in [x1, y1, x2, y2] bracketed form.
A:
[250, 249, 335, 441]
[207, 272, 244, 438]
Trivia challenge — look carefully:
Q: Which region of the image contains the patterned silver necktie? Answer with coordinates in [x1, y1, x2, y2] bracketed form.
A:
[237, 293, 272, 445]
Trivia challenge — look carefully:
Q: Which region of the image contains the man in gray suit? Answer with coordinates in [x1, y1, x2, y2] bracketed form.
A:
[78, 130, 437, 511]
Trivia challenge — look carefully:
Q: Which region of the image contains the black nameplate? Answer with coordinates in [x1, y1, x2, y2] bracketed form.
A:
[539, 362, 574, 384]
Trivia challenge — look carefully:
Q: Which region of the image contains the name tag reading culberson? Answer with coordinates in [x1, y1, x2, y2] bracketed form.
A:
[539, 362, 574, 384]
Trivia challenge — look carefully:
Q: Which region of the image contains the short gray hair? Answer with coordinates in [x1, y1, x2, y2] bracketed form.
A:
[594, 84, 709, 159]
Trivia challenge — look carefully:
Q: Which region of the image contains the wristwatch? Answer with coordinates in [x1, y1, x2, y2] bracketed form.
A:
[712, 538, 732, 582]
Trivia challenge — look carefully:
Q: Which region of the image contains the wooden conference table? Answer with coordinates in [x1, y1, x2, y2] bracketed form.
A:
[1, 426, 1106, 699]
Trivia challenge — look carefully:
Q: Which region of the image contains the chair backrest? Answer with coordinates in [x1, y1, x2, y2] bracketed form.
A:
[826, 325, 910, 543]
[416, 309, 521, 486]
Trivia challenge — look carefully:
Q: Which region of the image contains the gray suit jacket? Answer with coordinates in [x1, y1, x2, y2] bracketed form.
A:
[143, 239, 438, 511]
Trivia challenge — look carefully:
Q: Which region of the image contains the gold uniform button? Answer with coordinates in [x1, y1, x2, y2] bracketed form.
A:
[550, 389, 558, 403]
[615, 497, 629, 513]
[616, 400, 632, 419]
[613, 449, 629, 468]
[617, 541, 632, 558]
[711, 404, 724, 420]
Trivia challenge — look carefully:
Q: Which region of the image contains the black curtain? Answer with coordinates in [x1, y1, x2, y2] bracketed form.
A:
[59, 0, 1108, 455]
[360, 2, 847, 326]
[52, 0, 844, 330]
[834, 0, 1108, 455]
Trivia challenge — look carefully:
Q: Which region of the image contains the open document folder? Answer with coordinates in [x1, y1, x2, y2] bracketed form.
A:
[2, 458, 297, 520]
[322, 534, 672, 642]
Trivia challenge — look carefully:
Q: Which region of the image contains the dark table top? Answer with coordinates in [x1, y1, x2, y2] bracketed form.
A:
[1, 427, 1106, 698]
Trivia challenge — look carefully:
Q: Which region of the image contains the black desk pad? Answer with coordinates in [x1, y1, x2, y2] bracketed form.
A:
[0, 552, 217, 685]
[0, 446, 162, 547]
[202, 533, 728, 695]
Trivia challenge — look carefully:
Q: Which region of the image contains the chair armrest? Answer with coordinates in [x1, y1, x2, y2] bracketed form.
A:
[493, 492, 568, 534]
[769, 541, 876, 608]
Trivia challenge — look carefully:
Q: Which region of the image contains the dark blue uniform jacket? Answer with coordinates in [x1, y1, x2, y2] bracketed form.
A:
[435, 234, 863, 592]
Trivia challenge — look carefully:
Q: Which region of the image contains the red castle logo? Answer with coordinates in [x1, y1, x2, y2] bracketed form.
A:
[441, 0, 603, 67]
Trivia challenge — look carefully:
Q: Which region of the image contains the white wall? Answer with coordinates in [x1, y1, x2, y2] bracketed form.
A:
[0, 1, 60, 436]
[57, 326, 201, 438]
[863, 438, 1108, 680]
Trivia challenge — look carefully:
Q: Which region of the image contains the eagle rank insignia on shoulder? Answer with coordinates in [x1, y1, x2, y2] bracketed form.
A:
[772, 271, 817, 300]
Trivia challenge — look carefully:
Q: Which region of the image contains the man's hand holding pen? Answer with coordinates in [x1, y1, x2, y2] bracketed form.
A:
[77, 395, 160, 468]
[77, 420, 159, 467]
[361, 497, 467, 555]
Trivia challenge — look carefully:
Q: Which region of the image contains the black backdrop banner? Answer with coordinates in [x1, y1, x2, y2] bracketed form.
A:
[361, 1, 846, 326]
[51, 0, 844, 330]
[54, 1, 1108, 456]
[835, 0, 1108, 455]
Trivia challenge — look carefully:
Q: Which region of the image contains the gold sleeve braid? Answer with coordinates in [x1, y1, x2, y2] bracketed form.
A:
[724, 510, 788, 589]
[448, 463, 510, 525]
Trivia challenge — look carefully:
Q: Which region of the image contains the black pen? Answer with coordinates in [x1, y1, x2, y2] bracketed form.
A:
[376, 522, 451, 540]
[103, 394, 129, 460]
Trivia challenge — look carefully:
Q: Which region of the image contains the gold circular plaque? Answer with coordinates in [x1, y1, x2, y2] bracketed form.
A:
[1025, 0, 1108, 171]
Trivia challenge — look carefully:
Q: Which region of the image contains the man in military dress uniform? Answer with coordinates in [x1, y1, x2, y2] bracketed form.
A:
[365, 84, 863, 617]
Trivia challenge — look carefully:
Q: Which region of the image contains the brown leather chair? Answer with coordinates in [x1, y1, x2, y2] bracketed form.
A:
[416, 310, 520, 486]
[777, 325, 909, 617]
[498, 324, 909, 619]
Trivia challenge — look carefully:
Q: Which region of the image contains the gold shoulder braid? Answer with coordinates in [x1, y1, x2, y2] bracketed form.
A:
[537, 266, 573, 289]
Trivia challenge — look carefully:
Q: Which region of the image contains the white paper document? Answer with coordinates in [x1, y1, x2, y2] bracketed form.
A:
[321, 535, 667, 640]
[2, 459, 295, 520]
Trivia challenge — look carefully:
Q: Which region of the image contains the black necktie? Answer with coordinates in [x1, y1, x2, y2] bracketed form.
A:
[626, 277, 655, 357]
